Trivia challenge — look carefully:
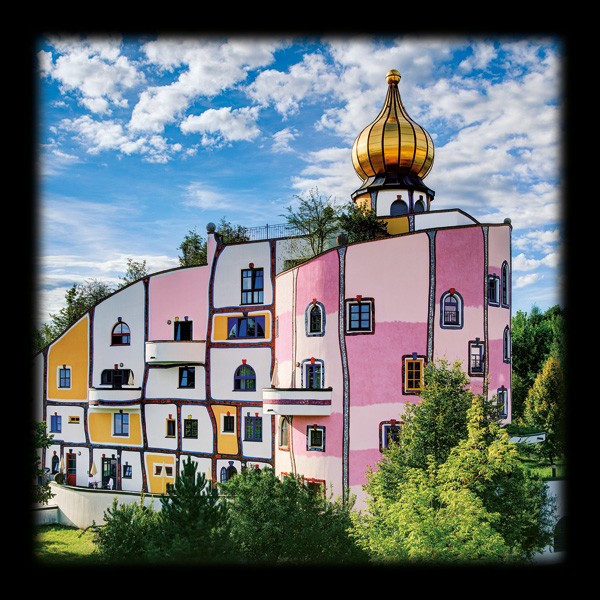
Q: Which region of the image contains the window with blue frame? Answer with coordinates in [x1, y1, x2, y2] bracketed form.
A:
[306, 425, 325, 451]
[228, 316, 266, 339]
[306, 302, 325, 336]
[303, 360, 324, 389]
[440, 290, 463, 328]
[50, 414, 62, 433]
[244, 414, 263, 441]
[501, 262, 510, 307]
[58, 367, 71, 389]
[234, 364, 256, 390]
[488, 275, 500, 306]
[346, 298, 373, 333]
[122, 463, 132, 479]
[497, 387, 508, 418]
[381, 422, 402, 450]
[503, 327, 511, 363]
[114, 412, 129, 436]
[179, 366, 195, 388]
[469, 340, 485, 376]
[241, 267, 264, 305]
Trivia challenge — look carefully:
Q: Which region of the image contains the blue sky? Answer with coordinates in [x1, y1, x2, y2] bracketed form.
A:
[36, 34, 564, 327]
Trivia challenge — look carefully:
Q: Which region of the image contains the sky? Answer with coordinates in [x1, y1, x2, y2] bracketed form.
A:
[35, 34, 565, 328]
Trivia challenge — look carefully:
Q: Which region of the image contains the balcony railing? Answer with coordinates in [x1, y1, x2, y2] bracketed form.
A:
[145, 340, 206, 365]
[262, 387, 333, 416]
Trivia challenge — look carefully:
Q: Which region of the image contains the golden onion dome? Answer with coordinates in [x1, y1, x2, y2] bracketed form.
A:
[352, 69, 434, 182]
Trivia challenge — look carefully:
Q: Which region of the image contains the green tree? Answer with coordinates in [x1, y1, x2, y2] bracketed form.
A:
[32, 421, 54, 505]
[92, 496, 160, 562]
[351, 396, 555, 563]
[222, 466, 367, 565]
[33, 279, 114, 353]
[523, 354, 566, 465]
[281, 188, 339, 257]
[178, 227, 207, 266]
[337, 200, 388, 243]
[511, 305, 564, 422]
[157, 456, 231, 563]
[119, 258, 148, 287]
[217, 217, 249, 243]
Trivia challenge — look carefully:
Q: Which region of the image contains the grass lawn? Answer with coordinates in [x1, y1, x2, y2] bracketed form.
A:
[34, 524, 99, 565]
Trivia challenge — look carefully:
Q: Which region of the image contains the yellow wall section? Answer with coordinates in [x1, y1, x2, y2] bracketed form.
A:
[354, 195, 371, 211]
[48, 317, 89, 400]
[384, 216, 409, 235]
[88, 411, 142, 445]
[213, 312, 271, 341]
[212, 405, 238, 455]
[146, 454, 175, 494]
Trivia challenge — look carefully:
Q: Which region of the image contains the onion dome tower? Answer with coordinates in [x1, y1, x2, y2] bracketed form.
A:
[351, 70, 435, 226]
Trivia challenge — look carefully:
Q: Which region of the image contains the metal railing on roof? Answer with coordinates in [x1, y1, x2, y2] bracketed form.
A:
[245, 223, 303, 241]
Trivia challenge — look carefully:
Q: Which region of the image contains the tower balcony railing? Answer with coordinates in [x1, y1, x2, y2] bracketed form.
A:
[145, 340, 206, 365]
[262, 387, 333, 416]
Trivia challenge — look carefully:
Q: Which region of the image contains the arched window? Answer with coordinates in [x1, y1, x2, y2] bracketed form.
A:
[390, 199, 408, 216]
[305, 301, 325, 336]
[220, 463, 238, 483]
[413, 198, 425, 212]
[501, 261, 510, 307]
[279, 417, 290, 449]
[234, 364, 256, 391]
[51, 454, 60, 474]
[220, 466, 227, 483]
[503, 326, 511, 363]
[111, 321, 130, 345]
[440, 290, 463, 328]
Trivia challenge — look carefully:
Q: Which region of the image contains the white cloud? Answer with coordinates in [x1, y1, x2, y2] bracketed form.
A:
[272, 128, 298, 152]
[514, 272, 541, 289]
[41, 36, 144, 115]
[512, 252, 560, 272]
[181, 182, 236, 210]
[513, 228, 561, 252]
[180, 106, 261, 146]
[458, 41, 498, 72]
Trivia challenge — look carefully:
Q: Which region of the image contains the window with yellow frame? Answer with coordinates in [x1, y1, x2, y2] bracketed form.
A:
[403, 354, 425, 394]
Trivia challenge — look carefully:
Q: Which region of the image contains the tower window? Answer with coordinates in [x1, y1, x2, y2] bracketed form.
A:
[503, 327, 511, 363]
[346, 298, 374, 333]
[469, 340, 485, 376]
[279, 417, 290, 449]
[306, 425, 326, 451]
[488, 275, 500, 306]
[440, 290, 463, 329]
[390, 199, 408, 216]
[303, 360, 324, 389]
[501, 262, 510, 307]
[497, 388, 508, 419]
[404, 356, 425, 393]
[306, 302, 325, 336]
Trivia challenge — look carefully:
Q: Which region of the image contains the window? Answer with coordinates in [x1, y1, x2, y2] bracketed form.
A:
[114, 412, 129, 436]
[488, 275, 500, 306]
[184, 417, 198, 439]
[101, 369, 134, 389]
[223, 414, 235, 433]
[306, 425, 325, 451]
[111, 321, 130, 345]
[68, 416, 80, 424]
[166, 418, 176, 438]
[306, 302, 325, 336]
[469, 340, 485, 376]
[497, 388, 508, 419]
[228, 316, 265, 339]
[303, 360, 324, 389]
[241, 267, 264, 304]
[503, 327, 511, 363]
[220, 464, 238, 483]
[58, 367, 71, 389]
[346, 298, 374, 333]
[501, 262, 510, 307]
[51, 454, 60, 474]
[122, 464, 132, 479]
[304, 479, 325, 496]
[50, 414, 62, 433]
[279, 417, 290, 449]
[390, 199, 408, 216]
[244, 414, 263, 441]
[179, 366, 195, 388]
[381, 421, 402, 450]
[234, 364, 256, 391]
[404, 355, 425, 393]
[440, 290, 463, 328]
[174, 320, 193, 341]
[414, 196, 425, 212]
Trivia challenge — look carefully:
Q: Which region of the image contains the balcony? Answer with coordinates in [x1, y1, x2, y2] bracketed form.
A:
[88, 387, 142, 405]
[262, 387, 333, 416]
[145, 340, 206, 365]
